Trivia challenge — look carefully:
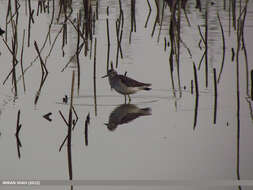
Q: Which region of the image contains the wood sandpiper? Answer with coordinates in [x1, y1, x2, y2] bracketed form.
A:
[102, 68, 151, 102]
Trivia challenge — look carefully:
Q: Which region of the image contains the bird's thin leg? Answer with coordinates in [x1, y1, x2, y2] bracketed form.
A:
[124, 95, 127, 104]
[128, 95, 131, 103]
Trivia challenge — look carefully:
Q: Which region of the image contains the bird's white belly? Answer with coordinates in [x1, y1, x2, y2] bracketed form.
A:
[113, 83, 138, 95]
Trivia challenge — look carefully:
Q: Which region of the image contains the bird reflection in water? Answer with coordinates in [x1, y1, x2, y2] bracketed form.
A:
[105, 104, 152, 131]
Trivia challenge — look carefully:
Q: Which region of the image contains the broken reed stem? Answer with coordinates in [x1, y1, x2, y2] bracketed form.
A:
[48, 0, 55, 45]
[213, 68, 217, 124]
[27, 0, 34, 47]
[217, 12, 226, 83]
[144, 0, 152, 28]
[131, 0, 136, 33]
[11, 27, 18, 97]
[106, 7, 110, 72]
[34, 41, 47, 72]
[157, 0, 165, 43]
[205, 2, 208, 88]
[5, 0, 11, 41]
[236, 11, 242, 190]
[251, 70, 253, 101]
[68, 71, 75, 180]
[183, 8, 191, 27]
[176, 0, 182, 97]
[58, 111, 69, 152]
[106, 15, 110, 46]
[229, 0, 231, 36]
[20, 30, 26, 92]
[195, 0, 201, 11]
[240, 2, 249, 96]
[193, 62, 199, 130]
[2, 39, 19, 86]
[151, 0, 159, 37]
[23, 0, 55, 68]
[76, 13, 81, 95]
[164, 37, 167, 51]
[93, 38, 97, 116]
[232, 0, 236, 30]
[62, 22, 67, 57]
[71, 106, 79, 130]
[115, 17, 123, 68]
[61, 43, 84, 72]
[34, 41, 48, 104]
[96, 0, 98, 20]
[45, 25, 64, 63]
[180, 38, 192, 58]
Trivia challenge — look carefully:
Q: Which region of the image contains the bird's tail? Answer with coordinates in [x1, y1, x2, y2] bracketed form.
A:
[140, 108, 152, 115]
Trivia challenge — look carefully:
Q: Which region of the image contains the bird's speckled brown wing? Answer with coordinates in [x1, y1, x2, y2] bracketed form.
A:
[118, 75, 151, 87]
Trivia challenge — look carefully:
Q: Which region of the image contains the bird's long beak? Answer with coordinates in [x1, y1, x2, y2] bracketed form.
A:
[102, 74, 109, 78]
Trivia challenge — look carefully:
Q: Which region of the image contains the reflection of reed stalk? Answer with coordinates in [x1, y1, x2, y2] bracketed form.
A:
[213, 68, 217, 124]
[85, 113, 90, 146]
[193, 62, 199, 130]
[93, 38, 97, 116]
[15, 110, 22, 159]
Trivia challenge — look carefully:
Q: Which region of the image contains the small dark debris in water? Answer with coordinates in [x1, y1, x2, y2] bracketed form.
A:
[63, 95, 68, 103]
[210, 2, 215, 6]
[226, 122, 229, 127]
[231, 48, 235, 61]
[124, 72, 127, 76]
[43, 112, 52, 122]
[183, 86, 186, 90]
[0, 27, 5, 36]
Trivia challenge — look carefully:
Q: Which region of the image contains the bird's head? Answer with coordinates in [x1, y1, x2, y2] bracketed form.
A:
[102, 68, 117, 78]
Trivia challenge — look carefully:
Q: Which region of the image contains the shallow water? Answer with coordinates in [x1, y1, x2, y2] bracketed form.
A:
[0, 0, 253, 189]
